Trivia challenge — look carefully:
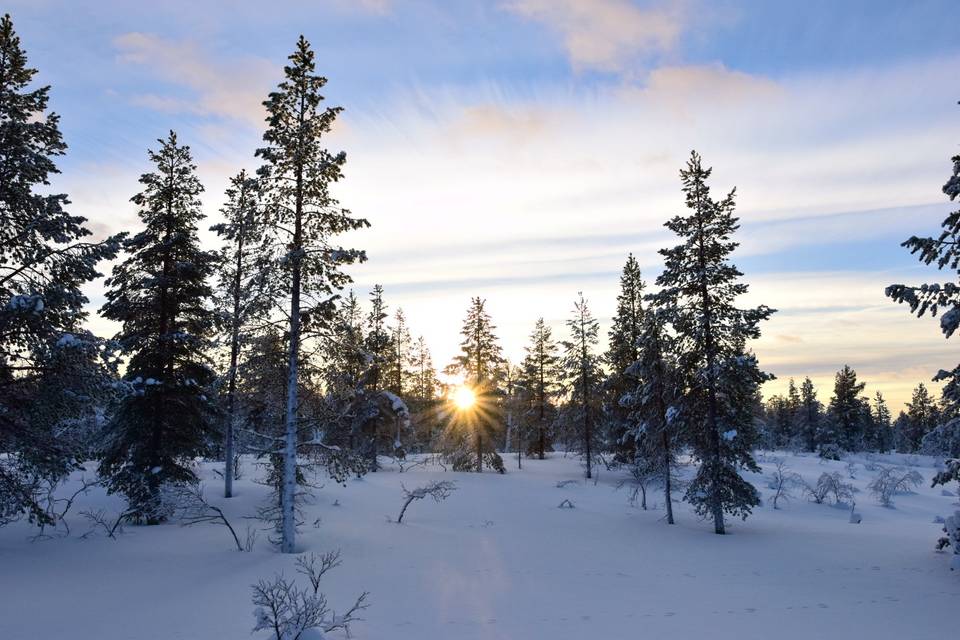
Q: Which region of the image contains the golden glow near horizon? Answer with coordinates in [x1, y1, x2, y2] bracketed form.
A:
[452, 386, 476, 410]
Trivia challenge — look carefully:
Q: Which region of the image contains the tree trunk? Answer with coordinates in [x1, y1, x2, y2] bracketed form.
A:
[224, 212, 246, 499]
[663, 432, 674, 525]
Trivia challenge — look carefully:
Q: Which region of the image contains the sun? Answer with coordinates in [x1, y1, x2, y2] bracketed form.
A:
[452, 385, 476, 410]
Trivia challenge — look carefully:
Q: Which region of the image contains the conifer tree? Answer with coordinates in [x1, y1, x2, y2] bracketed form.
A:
[210, 170, 266, 497]
[794, 377, 822, 452]
[519, 317, 560, 459]
[386, 307, 412, 397]
[622, 307, 681, 524]
[559, 293, 603, 479]
[887, 122, 960, 460]
[823, 365, 870, 452]
[871, 391, 893, 453]
[99, 132, 217, 523]
[0, 14, 123, 525]
[365, 284, 390, 391]
[604, 254, 646, 462]
[653, 151, 773, 534]
[448, 297, 504, 472]
[410, 336, 438, 404]
[256, 36, 369, 552]
[903, 382, 939, 452]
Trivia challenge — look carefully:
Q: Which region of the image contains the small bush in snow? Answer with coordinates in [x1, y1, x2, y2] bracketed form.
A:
[867, 467, 922, 507]
[395, 481, 457, 524]
[805, 472, 855, 505]
[252, 550, 368, 640]
[767, 459, 803, 509]
[817, 443, 844, 461]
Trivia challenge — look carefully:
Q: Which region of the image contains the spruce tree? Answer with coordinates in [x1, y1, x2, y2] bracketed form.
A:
[794, 377, 822, 452]
[365, 284, 390, 391]
[256, 36, 369, 552]
[0, 14, 123, 525]
[410, 336, 438, 404]
[519, 317, 560, 459]
[210, 169, 266, 497]
[653, 151, 773, 534]
[823, 365, 869, 452]
[448, 297, 504, 472]
[604, 254, 646, 463]
[386, 307, 412, 397]
[99, 131, 217, 524]
[559, 293, 603, 479]
[871, 391, 893, 453]
[622, 307, 681, 524]
[887, 121, 960, 460]
[904, 382, 939, 452]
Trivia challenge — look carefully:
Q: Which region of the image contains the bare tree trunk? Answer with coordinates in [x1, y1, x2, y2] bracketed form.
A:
[281, 123, 305, 553]
[663, 432, 674, 525]
[224, 213, 245, 498]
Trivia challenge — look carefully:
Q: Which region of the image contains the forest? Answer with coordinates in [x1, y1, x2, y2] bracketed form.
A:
[1, 9, 959, 640]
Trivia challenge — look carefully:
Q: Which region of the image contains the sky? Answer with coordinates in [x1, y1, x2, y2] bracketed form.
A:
[7, 0, 960, 410]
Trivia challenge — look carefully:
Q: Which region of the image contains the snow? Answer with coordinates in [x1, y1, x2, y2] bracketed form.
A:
[0, 452, 957, 640]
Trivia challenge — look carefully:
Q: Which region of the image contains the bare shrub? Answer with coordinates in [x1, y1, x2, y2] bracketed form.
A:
[867, 467, 922, 507]
[395, 480, 457, 524]
[252, 550, 369, 640]
[767, 459, 803, 509]
[174, 483, 245, 551]
[805, 472, 855, 505]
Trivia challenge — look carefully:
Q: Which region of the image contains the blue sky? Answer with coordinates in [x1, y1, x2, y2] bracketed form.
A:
[7, 0, 960, 408]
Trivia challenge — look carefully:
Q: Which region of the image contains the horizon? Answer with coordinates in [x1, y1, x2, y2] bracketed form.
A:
[8, 0, 960, 410]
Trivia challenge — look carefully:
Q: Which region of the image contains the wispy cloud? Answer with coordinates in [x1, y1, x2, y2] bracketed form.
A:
[500, 0, 686, 75]
[113, 32, 276, 129]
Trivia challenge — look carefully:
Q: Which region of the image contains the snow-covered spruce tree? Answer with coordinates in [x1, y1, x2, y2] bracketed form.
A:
[256, 36, 369, 552]
[210, 170, 267, 497]
[794, 377, 823, 453]
[652, 151, 773, 534]
[360, 284, 391, 469]
[887, 134, 960, 462]
[604, 254, 646, 463]
[902, 382, 939, 453]
[519, 317, 560, 459]
[622, 307, 681, 524]
[317, 293, 407, 475]
[559, 293, 603, 479]
[383, 307, 415, 456]
[871, 391, 894, 453]
[822, 365, 870, 453]
[99, 131, 218, 524]
[444, 297, 505, 472]
[408, 335, 442, 448]
[0, 13, 124, 526]
[386, 307, 412, 398]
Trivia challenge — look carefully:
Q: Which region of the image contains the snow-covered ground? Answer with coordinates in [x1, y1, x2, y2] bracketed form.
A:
[0, 452, 956, 640]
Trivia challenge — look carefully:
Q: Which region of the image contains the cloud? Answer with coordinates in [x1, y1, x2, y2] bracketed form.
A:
[501, 0, 685, 74]
[113, 32, 276, 129]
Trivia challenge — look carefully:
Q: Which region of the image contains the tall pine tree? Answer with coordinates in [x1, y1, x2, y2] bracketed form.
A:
[447, 297, 504, 472]
[823, 365, 870, 453]
[559, 293, 603, 479]
[622, 307, 681, 524]
[887, 120, 960, 462]
[520, 317, 560, 459]
[99, 132, 217, 524]
[256, 36, 369, 552]
[653, 151, 773, 534]
[0, 14, 123, 525]
[210, 169, 266, 497]
[604, 254, 646, 463]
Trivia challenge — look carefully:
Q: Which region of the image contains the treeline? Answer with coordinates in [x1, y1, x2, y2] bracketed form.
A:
[761, 372, 959, 458]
